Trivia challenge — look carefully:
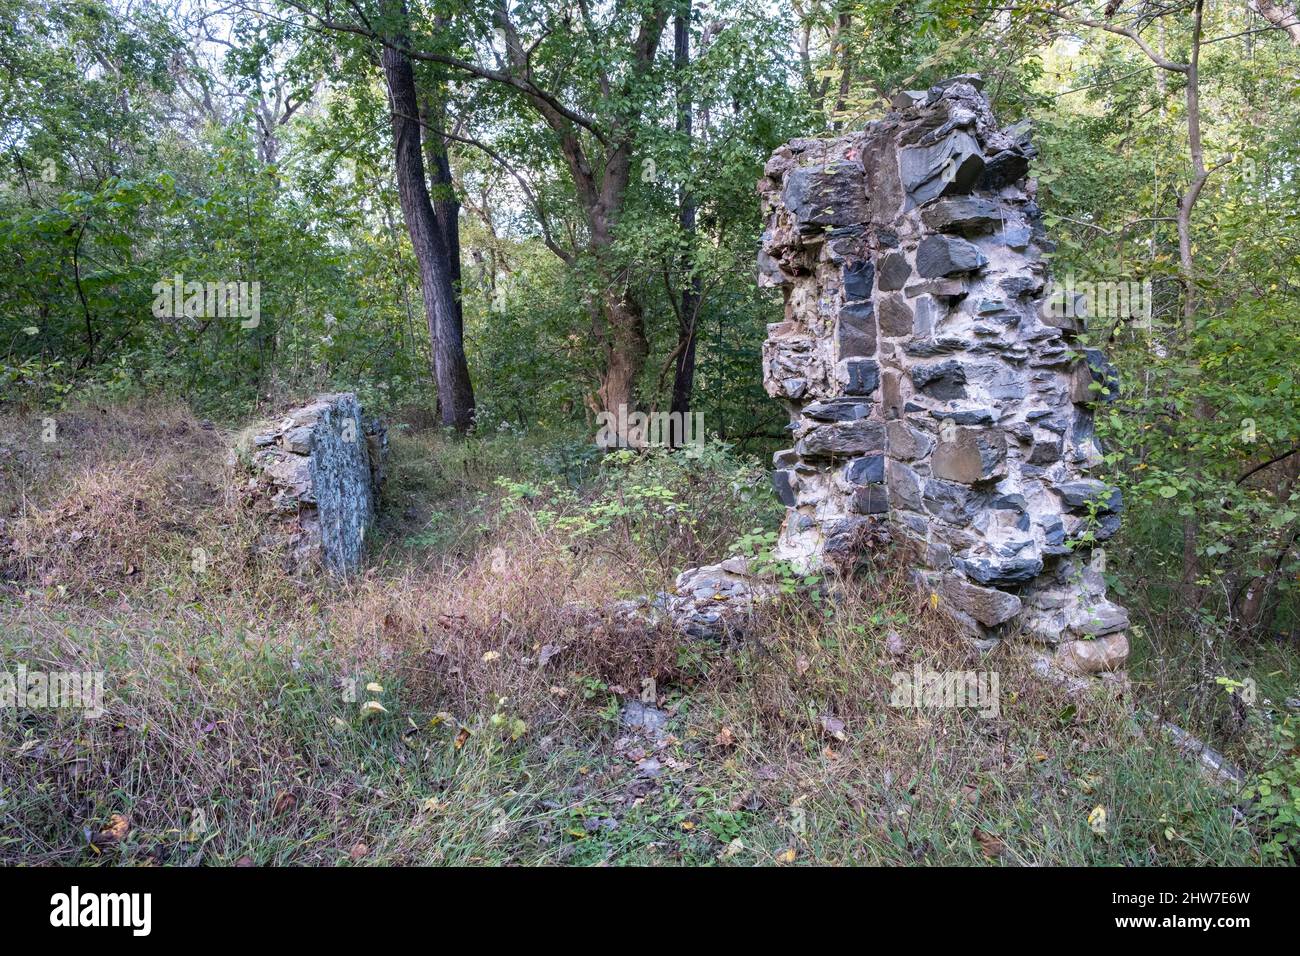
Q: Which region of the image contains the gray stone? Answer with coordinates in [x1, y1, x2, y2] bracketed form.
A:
[1056, 480, 1122, 513]
[923, 479, 981, 525]
[958, 553, 1043, 586]
[878, 252, 912, 291]
[920, 197, 1005, 234]
[904, 279, 967, 299]
[844, 455, 885, 485]
[773, 470, 797, 506]
[843, 358, 881, 396]
[1069, 598, 1129, 638]
[915, 235, 987, 277]
[978, 147, 1031, 190]
[999, 276, 1041, 298]
[621, 700, 670, 736]
[899, 130, 984, 205]
[851, 484, 889, 514]
[886, 461, 925, 511]
[891, 90, 929, 110]
[1001, 224, 1031, 249]
[783, 160, 869, 230]
[886, 421, 932, 461]
[797, 418, 887, 458]
[843, 260, 874, 300]
[939, 572, 1022, 627]
[804, 398, 872, 422]
[837, 301, 876, 358]
[878, 295, 913, 336]
[931, 427, 1007, 484]
[910, 359, 967, 400]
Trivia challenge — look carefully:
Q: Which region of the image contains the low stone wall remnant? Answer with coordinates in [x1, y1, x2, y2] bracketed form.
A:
[240, 393, 387, 576]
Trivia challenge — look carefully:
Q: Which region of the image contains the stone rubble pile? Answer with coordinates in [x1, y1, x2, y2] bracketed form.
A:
[749, 74, 1128, 675]
[239, 393, 388, 576]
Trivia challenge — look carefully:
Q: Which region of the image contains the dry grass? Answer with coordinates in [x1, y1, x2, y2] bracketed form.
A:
[0, 400, 1271, 866]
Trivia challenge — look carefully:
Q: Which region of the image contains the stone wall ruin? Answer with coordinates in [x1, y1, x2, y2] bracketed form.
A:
[758, 75, 1129, 676]
[240, 393, 388, 576]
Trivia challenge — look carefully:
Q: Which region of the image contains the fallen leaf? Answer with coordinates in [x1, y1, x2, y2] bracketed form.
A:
[348, 842, 369, 861]
[360, 700, 388, 717]
[94, 813, 130, 845]
[482, 651, 500, 662]
[1088, 805, 1107, 836]
[715, 726, 736, 748]
[973, 826, 1005, 859]
[776, 848, 797, 864]
[717, 838, 744, 861]
[272, 792, 296, 816]
[454, 726, 471, 749]
[365, 682, 384, 693]
[819, 713, 847, 741]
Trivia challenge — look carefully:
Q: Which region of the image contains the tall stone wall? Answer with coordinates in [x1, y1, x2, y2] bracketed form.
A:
[758, 75, 1129, 675]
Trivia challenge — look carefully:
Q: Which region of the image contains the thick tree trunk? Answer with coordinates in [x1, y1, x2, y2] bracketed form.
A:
[588, 141, 649, 433]
[597, 290, 649, 418]
[380, 24, 475, 432]
[418, 60, 464, 338]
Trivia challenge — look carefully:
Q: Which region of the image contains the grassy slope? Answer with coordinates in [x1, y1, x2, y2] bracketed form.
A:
[0, 402, 1285, 866]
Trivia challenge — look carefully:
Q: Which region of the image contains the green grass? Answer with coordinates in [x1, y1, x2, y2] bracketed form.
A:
[0, 402, 1291, 866]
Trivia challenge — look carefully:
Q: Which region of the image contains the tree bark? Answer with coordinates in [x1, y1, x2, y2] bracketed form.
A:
[1175, 0, 1207, 597]
[669, 1, 701, 428]
[379, 11, 475, 431]
[1253, 0, 1300, 43]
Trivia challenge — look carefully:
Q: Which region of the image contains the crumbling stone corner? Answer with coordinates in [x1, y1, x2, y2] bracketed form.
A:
[239, 393, 388, 576]
[758, 75, 1129, 676]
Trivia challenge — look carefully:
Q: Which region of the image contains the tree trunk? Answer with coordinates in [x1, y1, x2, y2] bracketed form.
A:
[669, 1, 700, 429]
[379, 7, 475, 432]
[1253, 0, 1300, 43]
[587, 137, 650, 434]
[1176, 0, 1207, 598]
[418, 47, 464, 339]
[597, 289, 649, 418]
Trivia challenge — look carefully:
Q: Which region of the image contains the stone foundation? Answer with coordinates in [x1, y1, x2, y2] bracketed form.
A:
[240, 393, 388, 576]
[757, 75, 1128, 673]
